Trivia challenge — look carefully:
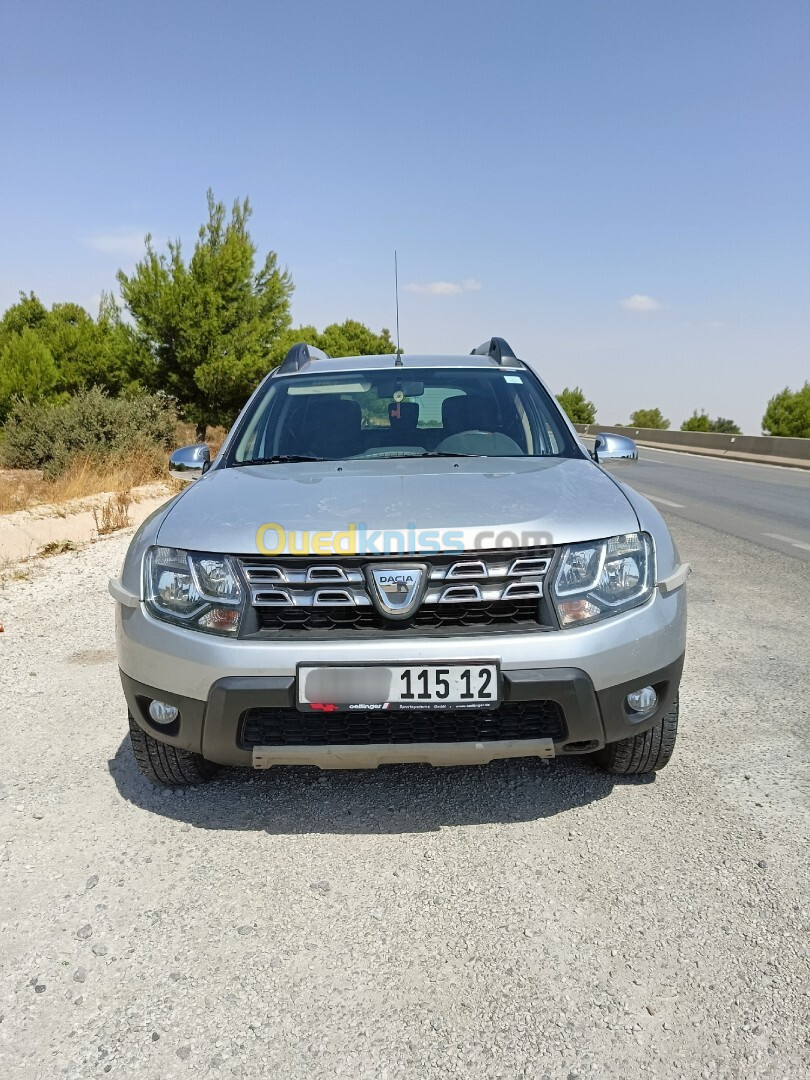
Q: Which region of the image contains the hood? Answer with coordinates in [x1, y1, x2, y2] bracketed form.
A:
[156, 457, 638, 555]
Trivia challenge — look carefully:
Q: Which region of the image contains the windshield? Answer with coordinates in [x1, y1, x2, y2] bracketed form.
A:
[228, 366, 582, 464]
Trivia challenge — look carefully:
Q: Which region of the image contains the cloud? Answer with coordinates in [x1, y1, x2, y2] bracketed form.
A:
[621, 293, 662, 312]
[85, 229, 148, 257]
[406, 278, 482, 296]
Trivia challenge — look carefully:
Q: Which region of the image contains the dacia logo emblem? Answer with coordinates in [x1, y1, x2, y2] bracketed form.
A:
[367, 564, 428, 620]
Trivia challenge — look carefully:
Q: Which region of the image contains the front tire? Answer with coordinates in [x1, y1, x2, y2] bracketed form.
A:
[128, 713, 222, 787]
[594, 696, 679, 775]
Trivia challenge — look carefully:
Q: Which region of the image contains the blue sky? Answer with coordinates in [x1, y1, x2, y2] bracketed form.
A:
[1, 0, 808, 434]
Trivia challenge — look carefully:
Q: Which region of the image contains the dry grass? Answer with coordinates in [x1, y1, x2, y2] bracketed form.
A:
[93, 491, 132, 535]
[38, 540, 78, 557]
[0, 555, 34, 584]
[0, 447, 166, 516]
[5, 568, 32, 583]
[0, 470, 46, 514]
[54, 449, 165, 502]
[174, 422, 227, 456]
[0, 420, 226, 517]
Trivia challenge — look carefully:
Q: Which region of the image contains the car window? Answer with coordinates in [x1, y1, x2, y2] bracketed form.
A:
[229, 368, 581, 463]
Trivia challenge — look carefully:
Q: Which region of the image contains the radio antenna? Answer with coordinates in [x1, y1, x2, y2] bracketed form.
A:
[394, 250, 403, 364]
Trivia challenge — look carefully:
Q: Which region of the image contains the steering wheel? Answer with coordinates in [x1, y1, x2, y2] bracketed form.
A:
[435, 430, 525, 456]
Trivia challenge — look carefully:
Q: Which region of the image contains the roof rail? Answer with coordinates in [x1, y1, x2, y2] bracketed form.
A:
[275, 341, 330, 375]
[470, 337, 522, 368]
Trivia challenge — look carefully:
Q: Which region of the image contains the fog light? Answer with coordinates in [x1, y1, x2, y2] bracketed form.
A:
[148, 700, 179, 724]
[626, 686, 657, 714]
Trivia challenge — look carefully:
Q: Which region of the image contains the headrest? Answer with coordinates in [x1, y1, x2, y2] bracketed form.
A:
[442, 394, 491, 434]
[299, 396, 362, 456]
[389, 400, 419, 428]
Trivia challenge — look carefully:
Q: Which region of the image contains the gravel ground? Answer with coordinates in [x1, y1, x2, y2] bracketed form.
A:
[1, 518, 808, 1079]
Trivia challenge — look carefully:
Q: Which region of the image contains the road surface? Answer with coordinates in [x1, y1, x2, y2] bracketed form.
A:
[617, 447, 810, 563]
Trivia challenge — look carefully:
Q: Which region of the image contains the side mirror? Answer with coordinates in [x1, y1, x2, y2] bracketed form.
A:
[593, 432, 638, 466]
[169, 443, 211, 480]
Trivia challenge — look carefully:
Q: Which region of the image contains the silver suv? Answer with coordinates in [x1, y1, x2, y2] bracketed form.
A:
[110, 337, 688, 787]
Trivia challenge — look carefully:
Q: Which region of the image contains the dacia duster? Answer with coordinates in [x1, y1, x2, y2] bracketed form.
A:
[110, 337, 688, 786]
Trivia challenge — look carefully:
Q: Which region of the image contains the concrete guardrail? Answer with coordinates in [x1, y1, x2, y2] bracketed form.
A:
[575, 424, 810, 470]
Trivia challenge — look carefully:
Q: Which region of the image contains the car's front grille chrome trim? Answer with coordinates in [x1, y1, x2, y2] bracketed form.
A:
[253, 588, 293, 605]
[508, 557, 551, 576]
[305, 565, 350, 583]
[502, 581, 543, 600]
[313, 589, 355, 606]
[247, 565, 288, 583]
[438, 584, 483, 603]
[239, 547, 554, 631]
[445, 560, 487, 579]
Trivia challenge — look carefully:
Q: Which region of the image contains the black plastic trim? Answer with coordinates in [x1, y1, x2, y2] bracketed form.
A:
[470, 336, 521, 367]
[119, 654, 685, 767]
[596, 654, 684, 743]
[120, 671, 206, 754]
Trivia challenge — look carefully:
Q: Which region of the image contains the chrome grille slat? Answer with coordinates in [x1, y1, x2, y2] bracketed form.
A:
[313, 588, 355, 606]
[252, 587, 371, 608]
[446, 560, 487, 579]
[254, 589, 293, 605]
[508, 557, 551, 576]
[438, 584, 483, 603]
[423, 582, 532, 604]
[241, 562, 365, 586]
[245, 565, 288, 583]
[502, 581, 543, 600]
[306, 565, 350, 583]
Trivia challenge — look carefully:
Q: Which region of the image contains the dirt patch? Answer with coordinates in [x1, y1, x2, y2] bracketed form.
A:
[67, 647, 117, 665]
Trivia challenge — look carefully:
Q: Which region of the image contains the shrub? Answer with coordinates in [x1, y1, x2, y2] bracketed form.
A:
[629, 408, 670, 429]
[681, 411, 741, 434]
[762, 383, 810, 438]
[681, 410, 711, 432]
[556, 387, 596, 424]
[709, 417, 741, 434]
[2, 387, 177, 477]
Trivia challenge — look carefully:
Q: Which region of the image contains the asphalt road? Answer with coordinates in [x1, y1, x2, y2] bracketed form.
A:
[617, 447, 810, 563]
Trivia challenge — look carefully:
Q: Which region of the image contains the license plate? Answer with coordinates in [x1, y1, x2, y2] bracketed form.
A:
[297, 662, 500, 712]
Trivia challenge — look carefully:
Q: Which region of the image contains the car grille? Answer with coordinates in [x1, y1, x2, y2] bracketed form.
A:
[239, 548, 554, 634]
[256, 599, 542, 633]
[240, 701, 566, 747]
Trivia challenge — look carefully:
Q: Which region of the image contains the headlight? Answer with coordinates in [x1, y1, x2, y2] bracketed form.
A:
[145, 547, 242, 635]
[551, 532, 654, 627]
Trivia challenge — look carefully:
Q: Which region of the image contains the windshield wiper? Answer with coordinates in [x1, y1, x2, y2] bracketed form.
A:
[232, 455, 329, 466]
[401, 451, 483, 458]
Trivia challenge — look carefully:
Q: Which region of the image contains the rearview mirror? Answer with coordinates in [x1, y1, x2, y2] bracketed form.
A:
[376, 380, 425, 398]
[169, 444, 211, 480]
[593, 432, 638, 466]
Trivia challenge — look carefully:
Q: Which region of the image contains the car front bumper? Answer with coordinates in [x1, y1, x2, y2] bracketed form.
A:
[114, 580, 686, 768]
[120, 655, 684, 769]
